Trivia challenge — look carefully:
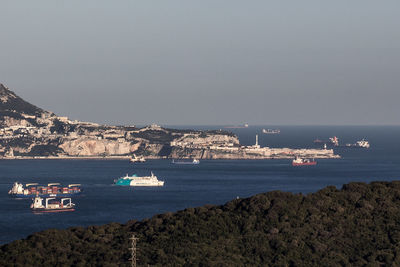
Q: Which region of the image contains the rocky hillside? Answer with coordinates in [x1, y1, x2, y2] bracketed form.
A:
[0, 84, 51, 128]
[0, 83, 239, 158]
[0, 84, 46, 116]
[2, 181, 400, 266]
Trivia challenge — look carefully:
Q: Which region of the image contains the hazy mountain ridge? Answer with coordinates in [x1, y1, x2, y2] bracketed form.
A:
[1, 181, 400, 266]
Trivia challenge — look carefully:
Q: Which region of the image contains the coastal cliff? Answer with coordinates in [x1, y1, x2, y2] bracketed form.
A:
[0, 83, 338, 159]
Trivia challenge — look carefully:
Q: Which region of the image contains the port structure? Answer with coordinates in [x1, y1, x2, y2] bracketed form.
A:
[129, 234, 139, 267]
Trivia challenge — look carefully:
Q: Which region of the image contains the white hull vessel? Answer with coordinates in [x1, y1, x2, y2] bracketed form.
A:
[262, 129, 280, 134]
[115, 172, 164, 187]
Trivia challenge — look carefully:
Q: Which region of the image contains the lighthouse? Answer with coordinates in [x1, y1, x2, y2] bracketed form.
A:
[253, 134, 260, 149]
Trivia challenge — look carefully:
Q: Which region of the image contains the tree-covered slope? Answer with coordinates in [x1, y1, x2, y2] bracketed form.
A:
[2, 181, 400, 266]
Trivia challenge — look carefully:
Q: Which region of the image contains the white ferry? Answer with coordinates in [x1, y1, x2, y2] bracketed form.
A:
[115, 172, 164, 187]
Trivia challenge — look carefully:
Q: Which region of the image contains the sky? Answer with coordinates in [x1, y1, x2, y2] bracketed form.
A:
[0, 1, 399, 126]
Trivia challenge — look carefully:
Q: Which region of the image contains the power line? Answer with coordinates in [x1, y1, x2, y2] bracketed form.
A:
[129, 234, 139, 267]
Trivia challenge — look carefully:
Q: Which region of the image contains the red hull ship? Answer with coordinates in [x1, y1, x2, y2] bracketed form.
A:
[292, 157, 317, 166]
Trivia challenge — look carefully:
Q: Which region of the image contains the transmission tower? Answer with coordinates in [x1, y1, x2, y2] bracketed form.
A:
[129, 234, 139, 267]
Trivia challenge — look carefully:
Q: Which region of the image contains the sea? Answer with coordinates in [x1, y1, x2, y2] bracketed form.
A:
[1, 125, 400, 245]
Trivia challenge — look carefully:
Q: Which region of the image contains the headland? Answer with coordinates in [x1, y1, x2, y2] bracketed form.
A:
[0, 83, 339, 160]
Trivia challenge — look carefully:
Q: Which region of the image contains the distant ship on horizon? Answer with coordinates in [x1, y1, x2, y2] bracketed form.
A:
[314, 136, 370, 149]
[224, 123, 249, 129]
[345, 139, 370, 148]
[262, 129, 280, 134]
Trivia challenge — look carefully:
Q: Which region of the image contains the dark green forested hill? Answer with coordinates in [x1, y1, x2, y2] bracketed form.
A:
[2, 181, 400, 266]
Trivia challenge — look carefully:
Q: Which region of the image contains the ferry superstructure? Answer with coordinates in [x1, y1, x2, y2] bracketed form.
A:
[115, 172, 164, 187]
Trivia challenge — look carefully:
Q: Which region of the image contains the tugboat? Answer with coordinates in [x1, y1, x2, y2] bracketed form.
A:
[292, 157, 317, 166]
[8, 182, 82, 198]
[172, 159, 200, 165]
[30, 196, 75, 213]
[114, 172, 164, 187]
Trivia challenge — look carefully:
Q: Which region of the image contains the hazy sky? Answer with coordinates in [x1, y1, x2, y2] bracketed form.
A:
[1, 1, 399, 125]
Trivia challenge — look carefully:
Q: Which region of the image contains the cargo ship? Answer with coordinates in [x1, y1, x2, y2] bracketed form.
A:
[8, 182, 82, 198]
[114, 172, 164, 187]
[345, 139, 370, 148]
[292, 157, 317, 166]
[262, 129, 280, 134]
[31, 196, 75, 213]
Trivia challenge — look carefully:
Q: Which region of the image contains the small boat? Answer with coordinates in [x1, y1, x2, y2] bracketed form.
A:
[114, 172, 164, 187]
[262, 129, 280, 134]
[172, 159, 200, 165]
[130, 154, 146, 163]
[30, 196, 75, 213]
[8, 182, 82, 198]
[292, 157, 317, 166]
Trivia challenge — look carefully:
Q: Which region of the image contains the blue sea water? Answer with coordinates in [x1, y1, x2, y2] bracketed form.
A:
[1, 126, 400, 244]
